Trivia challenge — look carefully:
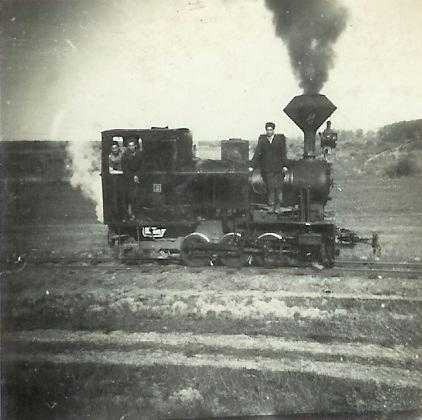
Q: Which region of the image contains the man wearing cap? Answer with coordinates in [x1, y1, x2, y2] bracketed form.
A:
[251, 122, 287, 208]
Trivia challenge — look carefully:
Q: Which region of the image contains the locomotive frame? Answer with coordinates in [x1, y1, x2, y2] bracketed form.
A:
[101, 94, 376, 267]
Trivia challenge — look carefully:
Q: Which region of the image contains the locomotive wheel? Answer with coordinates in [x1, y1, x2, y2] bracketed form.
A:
[218, 233, 248, 268]
[255, 233, 287, 267]
[180, 233, 212, 267]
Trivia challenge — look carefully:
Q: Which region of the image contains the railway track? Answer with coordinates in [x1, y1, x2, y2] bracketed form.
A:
[3, 255, 422, 278]
[338, 259, 422, 270]
[4, 255, 422, 418]
[334, 260, 422, 278]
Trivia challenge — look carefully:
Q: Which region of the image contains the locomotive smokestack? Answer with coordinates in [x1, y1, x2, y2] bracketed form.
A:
[284, 94, 336, 158]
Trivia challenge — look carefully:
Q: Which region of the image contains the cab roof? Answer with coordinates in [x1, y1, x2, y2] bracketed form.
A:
[101, 127, 190, 136]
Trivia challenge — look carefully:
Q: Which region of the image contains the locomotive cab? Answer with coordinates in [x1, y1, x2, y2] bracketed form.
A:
[101, 127, 250, 259]
[101, 128, 194, 224]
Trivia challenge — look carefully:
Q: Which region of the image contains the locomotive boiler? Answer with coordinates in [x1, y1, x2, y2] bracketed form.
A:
[206, 93, 339, 267]
[101, 94, 376, 267]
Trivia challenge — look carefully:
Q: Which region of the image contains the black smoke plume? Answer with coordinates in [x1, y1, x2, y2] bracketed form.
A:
[265, 0, 348, 93]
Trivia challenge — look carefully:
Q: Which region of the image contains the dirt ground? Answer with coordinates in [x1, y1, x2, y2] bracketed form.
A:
[1, 170, 422, 419]
[3, 262, 422, 419]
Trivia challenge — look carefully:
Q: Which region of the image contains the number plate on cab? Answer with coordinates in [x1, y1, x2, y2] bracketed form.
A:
[152, 183, 162, 193]
[142, 226, 166, 238]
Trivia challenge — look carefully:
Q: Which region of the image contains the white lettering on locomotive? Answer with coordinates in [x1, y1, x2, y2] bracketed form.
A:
[142, 226, 166, 238]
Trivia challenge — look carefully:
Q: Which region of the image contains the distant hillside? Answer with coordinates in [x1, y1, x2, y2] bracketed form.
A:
[4, 121, 419, 182]
[333, 119, 422, 178]
[378, 119, 422, 144]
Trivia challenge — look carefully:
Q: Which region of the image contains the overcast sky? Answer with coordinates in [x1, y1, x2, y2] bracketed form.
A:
[1, 0, 422, 141]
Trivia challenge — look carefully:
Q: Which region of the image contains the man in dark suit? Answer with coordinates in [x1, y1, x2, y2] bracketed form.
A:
[122, 137, 143, 220]
[251, 122, 287, 207]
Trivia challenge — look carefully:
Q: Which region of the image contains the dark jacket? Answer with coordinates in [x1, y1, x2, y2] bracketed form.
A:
[251, 134, 287, 172]
[121, 149, 143, 181]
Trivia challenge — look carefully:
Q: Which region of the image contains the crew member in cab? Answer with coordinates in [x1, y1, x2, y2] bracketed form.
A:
[319, 120, 337, 151]
[109, 141, 123, 173]
[322, 120, 334, 137]
[122, 137, 143, 220]
[108, 141, 125, 219]
[251, 122, 287, 208]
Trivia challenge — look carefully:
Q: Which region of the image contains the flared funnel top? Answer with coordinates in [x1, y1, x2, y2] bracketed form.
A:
[283, 94, 337, 133]
[283, 94, 337, 158]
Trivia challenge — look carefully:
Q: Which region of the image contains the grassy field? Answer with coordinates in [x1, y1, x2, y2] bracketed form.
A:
[3, 263, 422, 418]
[2, 143, 422, 419]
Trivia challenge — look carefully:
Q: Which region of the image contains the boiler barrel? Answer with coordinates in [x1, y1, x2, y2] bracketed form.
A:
[284, 159, 332, 203]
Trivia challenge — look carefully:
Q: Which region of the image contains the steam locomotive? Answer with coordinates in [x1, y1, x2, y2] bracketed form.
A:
[101, 94, 374, 267]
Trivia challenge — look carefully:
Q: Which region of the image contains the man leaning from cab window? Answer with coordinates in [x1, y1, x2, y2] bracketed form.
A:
[121, 137, 143, 220]
[109, 141, 124, 174]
